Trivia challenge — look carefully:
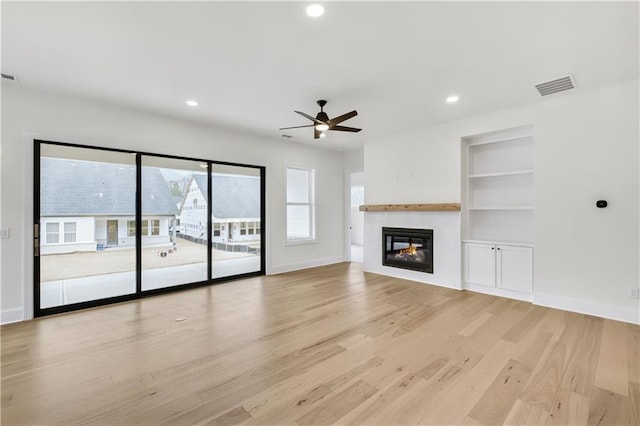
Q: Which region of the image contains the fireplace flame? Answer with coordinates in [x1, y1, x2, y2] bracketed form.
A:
[398, 243, 418, 257]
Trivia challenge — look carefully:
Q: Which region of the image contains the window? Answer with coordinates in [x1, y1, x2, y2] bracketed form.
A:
[248, 221, 255, 235]
[63, 222, 76, 243]
[46, 223, 59, 244]
[240, 222, 247, 236]
[193, 198, 198, 209]
[213, 223, 221, 237]
[151, 219, 160, 236]
[127, 220, 136, 237]
[286, 167, 315, 241]
[141, 220, 149, 236]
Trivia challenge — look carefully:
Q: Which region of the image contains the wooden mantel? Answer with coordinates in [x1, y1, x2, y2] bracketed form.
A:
[359, 203, 461, 212]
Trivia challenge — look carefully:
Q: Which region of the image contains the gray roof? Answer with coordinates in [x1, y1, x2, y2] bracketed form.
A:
[41, 157, 179, 216]
[191, 174, 260, 219]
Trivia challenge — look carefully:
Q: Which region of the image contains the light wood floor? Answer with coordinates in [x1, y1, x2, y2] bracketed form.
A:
[2, 263, 638, 425]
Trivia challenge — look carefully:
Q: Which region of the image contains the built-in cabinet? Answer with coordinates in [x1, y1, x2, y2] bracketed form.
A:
[462, 126, 534, 300]
[463, 241, 533, 295]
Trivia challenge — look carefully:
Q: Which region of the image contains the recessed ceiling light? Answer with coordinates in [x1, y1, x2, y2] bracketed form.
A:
[306, 4, 324, 17]
[186, 100, 198, 107]
[446, 95, 459, 103]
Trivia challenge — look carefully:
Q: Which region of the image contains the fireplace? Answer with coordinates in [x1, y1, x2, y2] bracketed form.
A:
[382, 227, 433, 273]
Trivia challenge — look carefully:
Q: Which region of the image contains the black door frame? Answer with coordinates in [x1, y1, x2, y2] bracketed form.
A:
[34, 139, 266, 317]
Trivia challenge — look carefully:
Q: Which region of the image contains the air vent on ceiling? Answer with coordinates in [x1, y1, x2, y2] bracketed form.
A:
[535, 75, 575, 96]
[1, 73, 18, 82]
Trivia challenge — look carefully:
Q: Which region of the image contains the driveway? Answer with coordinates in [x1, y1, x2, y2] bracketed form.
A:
[40, 238, 259, 281]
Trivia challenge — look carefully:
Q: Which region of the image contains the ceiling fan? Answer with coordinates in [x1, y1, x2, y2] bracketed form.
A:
[280, 100, 361, 139]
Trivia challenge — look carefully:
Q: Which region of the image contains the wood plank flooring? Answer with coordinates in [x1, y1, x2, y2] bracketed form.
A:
[2, 262, 638, 425]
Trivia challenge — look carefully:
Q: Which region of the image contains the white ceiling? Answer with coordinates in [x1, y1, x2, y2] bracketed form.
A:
[2, 1, 638, 151]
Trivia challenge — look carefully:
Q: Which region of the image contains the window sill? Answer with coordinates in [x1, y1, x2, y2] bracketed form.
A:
[285, 238, 317, 246]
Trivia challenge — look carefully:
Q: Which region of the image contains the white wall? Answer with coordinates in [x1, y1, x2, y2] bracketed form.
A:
[1, 85, 345, 323]
[364, 79, 639, 324]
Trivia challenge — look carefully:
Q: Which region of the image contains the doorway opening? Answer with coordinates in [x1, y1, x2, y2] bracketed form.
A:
[349, 172, 364, 263]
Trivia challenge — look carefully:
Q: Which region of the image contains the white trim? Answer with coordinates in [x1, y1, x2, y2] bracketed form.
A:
[369, 267, 462, 291]
[283, 238, 318, 246]
[534, 292, 640, 325]
[1, 307, 24, 324]
[269, 256, 343, 275]
[463, 282, 533, 302]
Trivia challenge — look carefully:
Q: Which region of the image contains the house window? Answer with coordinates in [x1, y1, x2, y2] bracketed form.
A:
[127, 220, 135, 237]
[286, 167, 315, 241]
[193, 198, 198, 209]
[151, 219, 160, 236]
[240, 222, 247, 236]
[256, 223, 261, 235]
[64, 222, 76, 243]
[46, 222, 59, 244]
[141, 220, 149, 236]
[213, 223, 221, 237]
[248, 221, 255, 235]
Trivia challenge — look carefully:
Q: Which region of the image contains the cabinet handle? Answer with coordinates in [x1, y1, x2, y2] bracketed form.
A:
[497, 247, 501, 250]
[491, 247, 494, 250]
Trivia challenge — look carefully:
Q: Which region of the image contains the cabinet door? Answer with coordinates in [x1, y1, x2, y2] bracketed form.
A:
[496, 245, 533, 293]
[463, 243, 496, 287]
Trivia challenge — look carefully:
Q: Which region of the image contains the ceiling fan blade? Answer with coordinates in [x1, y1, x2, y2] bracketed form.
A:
[331, 125, 362, 132]
[295, 110, 323, 125]
[279, 124, 314, 130]
[328, 110, 358, 127]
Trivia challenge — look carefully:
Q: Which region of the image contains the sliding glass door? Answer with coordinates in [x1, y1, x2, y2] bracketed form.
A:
[211, 164, 262, 278]
[37, 144, 137, 309]
[141, 157, 208, 290]
[35, 141, 265, 316]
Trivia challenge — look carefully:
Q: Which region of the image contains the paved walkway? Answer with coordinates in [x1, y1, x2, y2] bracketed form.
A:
[41, 257, 261, 308]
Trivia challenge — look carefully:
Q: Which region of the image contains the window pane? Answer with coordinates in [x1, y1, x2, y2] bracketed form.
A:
[39, 144, 136, 309]
[127, 220, 136, 237]
[287, 205, 311, 239]
[142, 156, 207, 291]
[286, 168, 309, 203]
[46, 222, 59, 244]
[211, 164, 261, 279]
[64, 222, 76, 243]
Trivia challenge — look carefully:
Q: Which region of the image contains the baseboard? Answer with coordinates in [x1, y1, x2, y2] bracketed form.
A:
[463, 282, 533, 302]
[269, 256, 344, 275]
[1, 307, 24, 325]
[534, 292, 640, 325]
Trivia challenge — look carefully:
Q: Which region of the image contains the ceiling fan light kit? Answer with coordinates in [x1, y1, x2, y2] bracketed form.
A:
[280, 99, 361, 140]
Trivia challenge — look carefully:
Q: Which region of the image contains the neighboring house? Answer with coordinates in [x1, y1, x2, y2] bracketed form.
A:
[40, 157, 179, 254]
[180, 174, 260, 244]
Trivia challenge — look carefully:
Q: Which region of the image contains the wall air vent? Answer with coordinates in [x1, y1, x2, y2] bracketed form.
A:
[534, 75, 575, 96]
[1, 73, 18, 82]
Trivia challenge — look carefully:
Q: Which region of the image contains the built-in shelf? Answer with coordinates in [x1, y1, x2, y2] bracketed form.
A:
[468, 169, 535, 179]
[359, 203, 461, 212]
[468, 206, 534, 211]
[466, 134, 532, 147]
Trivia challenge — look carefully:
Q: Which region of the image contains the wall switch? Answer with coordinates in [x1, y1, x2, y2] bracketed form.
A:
[628, 287, 640, 299]
[0, 228, 9, 239]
